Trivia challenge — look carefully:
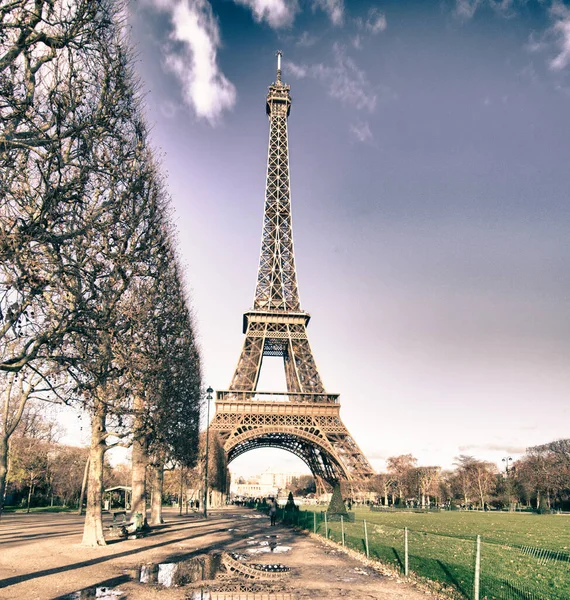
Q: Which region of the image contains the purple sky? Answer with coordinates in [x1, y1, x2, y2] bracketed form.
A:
[99, 0, 570, 475]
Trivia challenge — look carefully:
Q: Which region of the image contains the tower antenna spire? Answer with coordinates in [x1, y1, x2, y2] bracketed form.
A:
[276, 49, 282, 82]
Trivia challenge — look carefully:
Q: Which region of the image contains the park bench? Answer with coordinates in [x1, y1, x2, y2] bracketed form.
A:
[107, 511, 148, 540]
[112, 510, 127, 525]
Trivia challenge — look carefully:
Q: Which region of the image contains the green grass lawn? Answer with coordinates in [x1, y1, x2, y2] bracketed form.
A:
[351, 508, 570, 550]
[2, 505, 77, 513]
[295, 507, 570, 600]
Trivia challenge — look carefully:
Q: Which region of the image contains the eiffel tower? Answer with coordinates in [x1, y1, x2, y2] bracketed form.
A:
[210, 52, 375, 492]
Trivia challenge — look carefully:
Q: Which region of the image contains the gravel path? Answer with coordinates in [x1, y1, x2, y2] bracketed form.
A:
[0, 507, 446, 599]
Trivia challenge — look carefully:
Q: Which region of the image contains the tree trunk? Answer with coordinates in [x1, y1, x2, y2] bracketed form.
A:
[130, 396, 148, 521]
[149, 464, 164, 525]
[0, 435, 8, 518]
[130, 434, 147, 521]
[82, 402, 107, 546]
[27, 480, 34, 513]
[178, 468, 184, 516]
[77, 456, 90, 515]
[478, 478, 485, 510]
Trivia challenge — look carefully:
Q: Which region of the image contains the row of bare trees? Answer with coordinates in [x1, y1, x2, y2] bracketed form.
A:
[1, 0, 202, 544]
[3, 425, 229, 516]
[368, 440, 570, 511]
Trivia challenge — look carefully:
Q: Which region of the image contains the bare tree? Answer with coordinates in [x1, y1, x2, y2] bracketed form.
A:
[453, 455, 496, 509]
[2, 1, 202, 545]
[0, 367, 64, 516]
[119, 241, 202, 524]
[1, 0, 124, 375]
[414, 466, 440, 508]
[7, 436, 49, 511]
[519, 440, 570, 510]
[48, 444, 90, 507]
[386, 454, 417, 505]
[368, 472, 394, 506]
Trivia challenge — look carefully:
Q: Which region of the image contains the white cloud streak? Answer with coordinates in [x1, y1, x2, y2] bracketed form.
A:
[312, 0, 344, 26]
[296, 31, 318, 47]
[354, 7, 387, 42]
[349, 121, 373, 143]
[233, 0, 299, 28]
[454, 0, 482, 20]
[286, 62, 308, 78]
[364, 7, 387, 34]
[150, 0, 236, 124]
[549, 2, 570, 70]
[286, 44, 376, 111]
[454, 0, 515, 20]
[458, 443, 527, 454]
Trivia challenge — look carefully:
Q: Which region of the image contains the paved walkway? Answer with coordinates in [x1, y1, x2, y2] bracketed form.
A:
[0, 507, 443, 599]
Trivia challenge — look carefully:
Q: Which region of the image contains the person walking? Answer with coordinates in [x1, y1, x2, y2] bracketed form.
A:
[269, 499, 277, 526]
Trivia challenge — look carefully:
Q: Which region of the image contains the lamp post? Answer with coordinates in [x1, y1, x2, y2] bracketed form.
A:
[203, 386, 213, 518]
[502, 456, 513, 512]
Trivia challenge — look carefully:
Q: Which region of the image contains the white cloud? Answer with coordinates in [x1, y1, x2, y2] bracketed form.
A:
[296, 31, 318, 47]
[150, 0, 236, 124]
[458, 443, 527, 454]
[364, 7, 387, 34]
[286, 44, 376, 111]
[454, 0, 482, 20]
[526, 31, 546, 54]
[349, 121, 373, 143]
[549, 2, 570, 70]
[488, 0, 515, 16]
[159, 99, 181, 118]
[312, 0, 344, 26]
[233, 0, 299, 28]
[454, 0, 514, 20]
[286, 62, 308, 78]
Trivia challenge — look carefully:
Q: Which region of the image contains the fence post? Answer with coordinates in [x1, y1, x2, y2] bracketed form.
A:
[314, 511, 317, 534]
[404, 527, 409, 576]
[324, 512, 328, 539]
[474, 535, 481, 600]
[341, 515, 345, 547]
[364, 520, 369, 558]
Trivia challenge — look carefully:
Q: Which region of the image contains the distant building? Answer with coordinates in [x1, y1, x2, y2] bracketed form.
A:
[229, 467, 299, 499]
[230, 482, 278, 498]
[259, 467, 294, 489]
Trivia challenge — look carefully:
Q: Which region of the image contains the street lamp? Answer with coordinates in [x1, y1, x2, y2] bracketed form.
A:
[203, 386, 214, 518]
[502, 456, 512, 475]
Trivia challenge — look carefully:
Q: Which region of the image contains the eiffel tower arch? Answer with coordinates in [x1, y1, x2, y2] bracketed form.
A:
[210, 52, 375, 492]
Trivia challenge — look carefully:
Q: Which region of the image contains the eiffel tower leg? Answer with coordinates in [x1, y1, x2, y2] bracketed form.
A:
[229, 332, 264, 391]
[289, 337, 325, 393]
[314, 475, 328, 498]
[284, 339, 301, 393]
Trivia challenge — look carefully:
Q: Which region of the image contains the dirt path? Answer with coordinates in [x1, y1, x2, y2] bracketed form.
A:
[0, 507, 444, 599]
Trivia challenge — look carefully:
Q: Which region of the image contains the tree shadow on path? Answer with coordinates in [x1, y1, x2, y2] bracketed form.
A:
[0, 524, 232, 590]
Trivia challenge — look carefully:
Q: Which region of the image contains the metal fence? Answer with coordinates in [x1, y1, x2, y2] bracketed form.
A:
[275, 508, 570, 600]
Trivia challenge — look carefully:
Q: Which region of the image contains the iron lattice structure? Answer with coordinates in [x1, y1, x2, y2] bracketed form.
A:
[210, 53, 375, 490]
